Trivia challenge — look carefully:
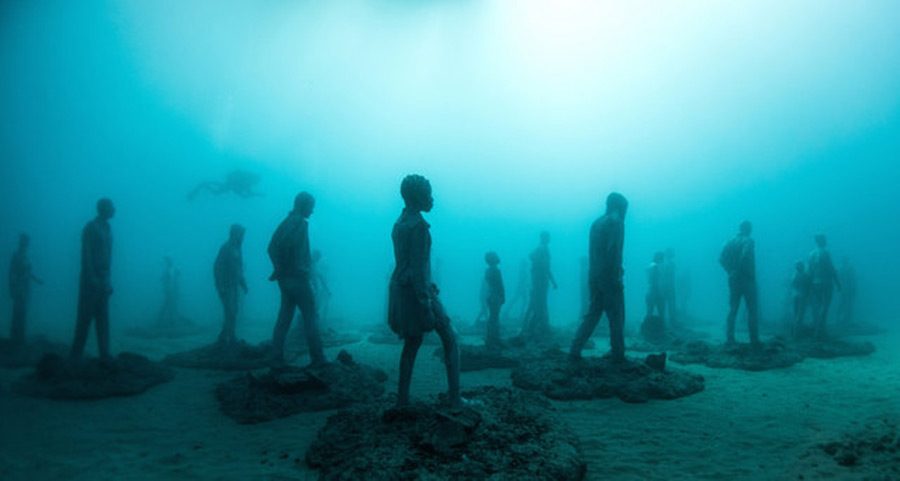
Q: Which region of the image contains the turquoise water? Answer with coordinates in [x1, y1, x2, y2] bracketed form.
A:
[1, 2, 899, 480]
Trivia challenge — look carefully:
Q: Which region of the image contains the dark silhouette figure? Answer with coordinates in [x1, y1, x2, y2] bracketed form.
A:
[719, 220, 759, 345]
[387, 174, 462, 408]
[645, 251, 666, 321]
[483, 252, 506, 350]
[269, 192, 326, 365]
[661, 248, 677, 326]
[215, 225, 248, 345]
[570, 192, 628, 362]
[70, 198, 115, 360]
[157, 256, 181, 328]
[790, 261, 811, 337]
[837, 257, 857, 326]
[187, 170, 262, 201]
[521, 231, 558, 339]
[808, 234, 841, 339]
[8, 234, 43, 344]
[507, 258, 530, 321]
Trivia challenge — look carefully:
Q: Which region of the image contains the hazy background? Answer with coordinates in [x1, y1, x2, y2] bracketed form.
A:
[2, 0, 899, 347]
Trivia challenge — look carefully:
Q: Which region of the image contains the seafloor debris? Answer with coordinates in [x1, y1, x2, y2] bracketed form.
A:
[15, 352, 174, 399]
[216, 350, 388, 424]
[0, 337, 67, 368]
[306, 386, 587, 481]
[511, 349, 704, 403]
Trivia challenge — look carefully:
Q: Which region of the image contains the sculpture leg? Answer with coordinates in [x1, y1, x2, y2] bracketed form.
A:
[271, 282, 297, 363]
[10, 298, 26, 345]
[745, 284, 760, 345]
[95, 294, 111, 360]
[298, 279, 326, 365]
[398, 335, 423, 407]
[434, 320, 461, 408]
[70, 291, 93, 359]
[725, 281, 741, 344]
[485, 302, 501, 349]
[608, 288, 626, 362]
[570, 290, 602, 359]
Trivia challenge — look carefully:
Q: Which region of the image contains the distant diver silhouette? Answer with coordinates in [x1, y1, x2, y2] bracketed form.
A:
[187, 170, 263, 201]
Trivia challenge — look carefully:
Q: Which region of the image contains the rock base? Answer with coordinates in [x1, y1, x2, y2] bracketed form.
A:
[215, 350, 388, 424]
[286, 328, 362, 357]
[367, 331, 440, 346]
[123, 321, 207, 340]
[163, 340, 272, 371]
[671, 337, 874, 371]
[511, 350, 704, 403]
[306, 386, 586, 481]
[0, 337, 68, 368]
[14, 353, 174, 399]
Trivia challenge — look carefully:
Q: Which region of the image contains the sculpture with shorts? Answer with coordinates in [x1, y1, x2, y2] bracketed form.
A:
[719, 220, 759, 345]
[388, 174, 463, 408]
[570, 192, 628, 362]
[269, 192, 326, 366]
[483, 251, 505, 350]
[70, 198, 115, 360]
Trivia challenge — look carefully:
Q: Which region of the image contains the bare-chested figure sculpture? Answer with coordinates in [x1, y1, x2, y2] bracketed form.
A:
[187, 169, 262, 201]
[521, 231, 557, 339]
[388, 175, 463, 408]
[483, 251, 506, 350]
[215, 225, 248, 345]
[645, 251, 666, 322]
[269, 192, 326, 366]
[70, 198, 115, 360]
[8, 234, 43, 344]
[808, 234, 841, 339]
[719, 220, 759, 345]
[570, 192, 628, 362]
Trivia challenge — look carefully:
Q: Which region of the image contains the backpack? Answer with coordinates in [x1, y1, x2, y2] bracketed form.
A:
[719, 239, 740, 273]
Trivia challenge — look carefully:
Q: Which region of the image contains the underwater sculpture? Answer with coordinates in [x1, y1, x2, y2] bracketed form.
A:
[164, 224, 270, 371]
[156, 256, 181, 328]
[520, 231, 558, 341]
[269, 192, 326, 366]
[215, 224, 248, 345]
[661, 247, 678, 326]
[186, 169, 262, 201]
[719, 220, 760, 345]
[70, 198, 115, 360]
[8, 233, 43, 345]
[388, 174, 463, 409]
[483, 251, 505, 350]
[570, 192, 628, 362]
[791, 260, 811, 337]
[641, 251, 667, 343]
[808, 233, 841, 339]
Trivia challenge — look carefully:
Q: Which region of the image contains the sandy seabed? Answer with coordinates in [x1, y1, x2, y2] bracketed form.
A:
[0, 321, 897, 481]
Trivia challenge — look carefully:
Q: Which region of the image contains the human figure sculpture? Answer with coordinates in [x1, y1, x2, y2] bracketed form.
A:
[645, 251, 666, 322]
[790, 261, 811, 337]
[8, 233, 43, 344]
[157, 256, 180, 328]
[215, 225, 248, 345]
[483, 251, 505, 350]
[268, 192, 326, 366]
[808, 234, 841, 339]
[719, 220, 759, 345]
[570, 192, 628, 362]
[387, 174, 463, 408]
[70, 198, 115, 360]
[661, 248, 677, 326]
[521, 231, 557, 339]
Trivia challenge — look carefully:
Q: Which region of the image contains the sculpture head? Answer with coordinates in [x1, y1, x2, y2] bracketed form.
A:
[654, 251, 665, 264]
[96, 198, 115, 220]
[18, 233, 29, 251]
[485, 251, 500, 266]
[229, 224, 245, 245]
[815, 233, 827, 248]
[400, 174, 433, 213]
[605, 192, 628, 218]
[539, 231, 551, 246]
[739, 220, 752, 236]
[294, 192, 315, 218]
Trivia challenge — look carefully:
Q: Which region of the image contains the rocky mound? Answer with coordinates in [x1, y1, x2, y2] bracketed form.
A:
[670, 339, 804, 371]
[15, 353, 174, 399]
[216, 350, 388, 424]
[163, 340, 272, 371]
[368, 331, 440, 346]
[306, 386, 586, 481]
[123, 321, 207, 340]
[286, 328, 363, 357]
[511, 350, 704, 403]
[433, 344, 521, 372]
[0, 337, 68, 368]
[816, 419, 899, 478]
